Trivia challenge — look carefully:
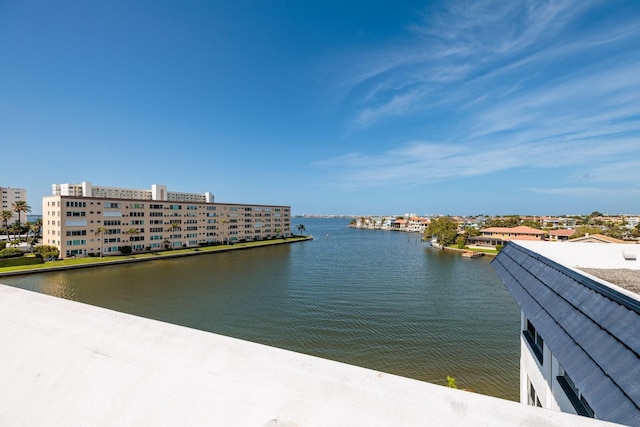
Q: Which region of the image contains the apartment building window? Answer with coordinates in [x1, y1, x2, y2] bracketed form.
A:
[187, 205, 197, 210]
[170, 205, 181, 210]
[66, 240, 86, 246]
[130, 212, 145, 217]
[150, 212, 163, 217]
[66, 230, 87, 236]
[129, 203, 144, 209]
[524, 318, 544, 364]
[104, 220, 121, 226]
[557, 369, 595, 418]
[66, 201, 86, 207]
[104, 203, 120, 208]
[66, 211, 86, 217]
[150, 204, 163, 209]
[130, 220, 144, 225]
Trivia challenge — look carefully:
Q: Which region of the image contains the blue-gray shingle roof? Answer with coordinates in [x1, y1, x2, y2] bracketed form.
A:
[492, 242, 640, 426]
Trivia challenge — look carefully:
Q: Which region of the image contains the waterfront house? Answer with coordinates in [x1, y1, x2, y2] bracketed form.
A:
[391, 218, 407, 230]
[468, 226, 547, 248]
[406, 216, 430, 233]
[492, 241, 640, 425]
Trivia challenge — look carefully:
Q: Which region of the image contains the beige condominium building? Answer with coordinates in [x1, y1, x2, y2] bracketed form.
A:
[43, 182, 291, 259]
[1, 186, 28, 225]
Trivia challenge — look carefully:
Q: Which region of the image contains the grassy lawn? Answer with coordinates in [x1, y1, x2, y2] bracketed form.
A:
[0, 236, 310, 274]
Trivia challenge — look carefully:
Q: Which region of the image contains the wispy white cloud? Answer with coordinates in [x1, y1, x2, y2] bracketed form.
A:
[321, 0, 640, 193]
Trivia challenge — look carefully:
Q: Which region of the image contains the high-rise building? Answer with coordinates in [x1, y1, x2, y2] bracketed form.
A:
[1, 186, 28, 225]
[43, 182, 290, 259]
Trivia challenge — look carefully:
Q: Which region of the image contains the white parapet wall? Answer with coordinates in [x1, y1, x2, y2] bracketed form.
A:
[0, 284, 618, 426]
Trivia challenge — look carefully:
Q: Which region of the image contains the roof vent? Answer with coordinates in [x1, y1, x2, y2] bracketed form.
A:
[622, 251, 637, 261]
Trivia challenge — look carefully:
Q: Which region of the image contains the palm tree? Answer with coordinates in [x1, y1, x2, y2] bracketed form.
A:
[12, 200, 31, 226]
[168, 222, 181, 249]
[26, 218, 42, 250]
[95, 226, 107, 257]
[124, 228, 140, 253]
[296, 224, 306, 236]
[1, 210, 13, 242]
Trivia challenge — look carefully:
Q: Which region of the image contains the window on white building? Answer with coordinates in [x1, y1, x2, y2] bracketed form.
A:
[527, 376, 542, 408]
[557, 368, 595, 418]
[524, 318, 544, 364]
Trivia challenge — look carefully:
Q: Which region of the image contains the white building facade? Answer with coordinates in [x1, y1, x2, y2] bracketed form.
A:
[493, 241, 640, 425]
[43, 182, 290, 258]
[1, 186, 28, 225]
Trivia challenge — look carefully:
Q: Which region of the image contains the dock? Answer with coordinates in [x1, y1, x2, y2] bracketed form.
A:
[461, 251, 485, 258]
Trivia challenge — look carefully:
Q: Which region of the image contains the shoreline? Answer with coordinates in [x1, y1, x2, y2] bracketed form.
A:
[427, 243, 498, 257]
[0, 236, 312, 277]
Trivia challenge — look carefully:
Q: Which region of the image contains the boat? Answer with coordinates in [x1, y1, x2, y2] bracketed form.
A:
[430, 238, 443, 249]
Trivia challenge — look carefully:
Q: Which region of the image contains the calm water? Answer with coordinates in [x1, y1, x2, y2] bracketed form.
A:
[2, 218, 520, 400]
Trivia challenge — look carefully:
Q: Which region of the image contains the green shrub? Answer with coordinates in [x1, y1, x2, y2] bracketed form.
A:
[0, 247, 24, 259]
[495, 244, 504, 252]
[32, 244, 60, 261]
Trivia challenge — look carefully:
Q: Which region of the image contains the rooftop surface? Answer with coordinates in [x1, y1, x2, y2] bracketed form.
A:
[0, 284, 615, 426]
[516, 241, 640, 297]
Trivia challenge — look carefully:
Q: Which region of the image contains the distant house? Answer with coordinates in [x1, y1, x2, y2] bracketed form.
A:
[391, 219, 407, 230]
[468, 226, 547, 248]
[406, 217, 429, 233]
[569, 234, 629, 244]
[541, 216, 577, 228]
[548, 229, 576, 242]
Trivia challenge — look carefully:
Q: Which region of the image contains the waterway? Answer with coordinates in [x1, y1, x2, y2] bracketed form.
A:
[1, 218, 520, 400]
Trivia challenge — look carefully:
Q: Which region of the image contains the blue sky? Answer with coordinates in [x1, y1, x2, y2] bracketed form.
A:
[1, 1, 639, 216]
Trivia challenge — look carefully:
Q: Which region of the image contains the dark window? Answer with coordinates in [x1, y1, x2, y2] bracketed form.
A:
[528, 378, 542, 408]
[524, 319, 544, 364]
[557, 372, 595, 418]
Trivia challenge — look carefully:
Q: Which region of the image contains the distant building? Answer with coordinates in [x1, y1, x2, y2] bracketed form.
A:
[1, 186, 28, 225]
[569, 234, 628, 244]
[468, 226, 547, 248]
[492, 241, 640, 425]
[540, 216, 577, 228]
[43, 182, 290, 259]
[547, 229, 576, 241]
